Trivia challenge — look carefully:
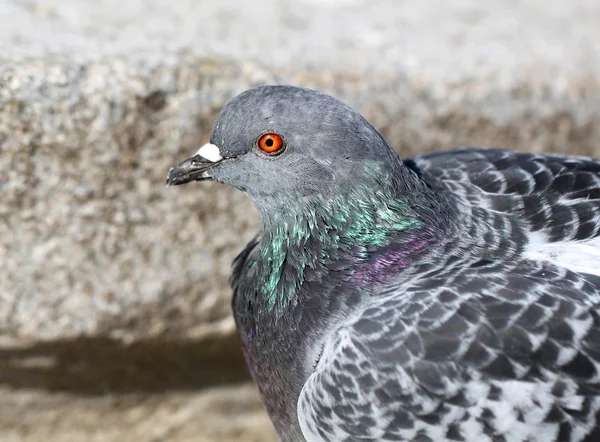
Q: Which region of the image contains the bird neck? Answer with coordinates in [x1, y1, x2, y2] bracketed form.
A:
[253, 162, 450, 316]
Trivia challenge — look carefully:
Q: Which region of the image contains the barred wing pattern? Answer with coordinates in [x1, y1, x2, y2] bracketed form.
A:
[409, 148, 600, 245]
[298, 263, 600, 442]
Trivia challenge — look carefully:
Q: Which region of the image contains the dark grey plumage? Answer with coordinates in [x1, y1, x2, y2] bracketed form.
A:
[167, 86, 600, 442]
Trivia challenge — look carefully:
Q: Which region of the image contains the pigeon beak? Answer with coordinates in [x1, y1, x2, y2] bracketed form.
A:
[166, 143, 223, 186]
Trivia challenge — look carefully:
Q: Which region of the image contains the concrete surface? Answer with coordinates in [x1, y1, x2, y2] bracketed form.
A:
[1, 0, 600, 441]
[3, 0, 600, 80]
[0, 384, 277, 442]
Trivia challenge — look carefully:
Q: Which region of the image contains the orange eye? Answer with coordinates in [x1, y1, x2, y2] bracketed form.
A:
[257, 133, 284, 154]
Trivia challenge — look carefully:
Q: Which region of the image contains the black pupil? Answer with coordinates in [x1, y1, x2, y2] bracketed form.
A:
[265, 138, 274, 147]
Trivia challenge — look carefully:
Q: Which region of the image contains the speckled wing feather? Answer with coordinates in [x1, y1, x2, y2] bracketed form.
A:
[298, 261, 600, 442]
[407, 148, 600, 243]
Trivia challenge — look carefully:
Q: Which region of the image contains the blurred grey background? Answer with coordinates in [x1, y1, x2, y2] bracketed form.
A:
[1, 0, 599, 440]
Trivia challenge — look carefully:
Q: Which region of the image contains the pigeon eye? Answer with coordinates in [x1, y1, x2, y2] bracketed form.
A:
[257, 133, 284, 154]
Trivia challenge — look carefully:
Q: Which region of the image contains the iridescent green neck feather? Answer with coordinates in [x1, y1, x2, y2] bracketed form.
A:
[245, 165, 442, 315]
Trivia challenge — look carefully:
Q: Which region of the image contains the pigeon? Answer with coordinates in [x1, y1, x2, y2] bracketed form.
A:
[166, 85, 600, 442]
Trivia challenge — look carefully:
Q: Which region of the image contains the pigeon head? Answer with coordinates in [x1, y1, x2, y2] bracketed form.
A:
[167, 85, 405, 216]
[167, 85, 448, 310]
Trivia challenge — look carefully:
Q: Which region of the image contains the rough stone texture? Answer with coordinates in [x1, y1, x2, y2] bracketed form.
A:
[1, 0, 600, 440]
[0, 385, 277, 442]
[2, 0, 600, 344]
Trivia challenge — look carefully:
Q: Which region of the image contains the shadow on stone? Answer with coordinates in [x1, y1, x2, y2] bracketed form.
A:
[0, 333, 251, 395]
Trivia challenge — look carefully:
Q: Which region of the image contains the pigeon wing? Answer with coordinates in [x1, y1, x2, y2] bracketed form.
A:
[298, 263, 600, 442]
[407, 148, 600, 244]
